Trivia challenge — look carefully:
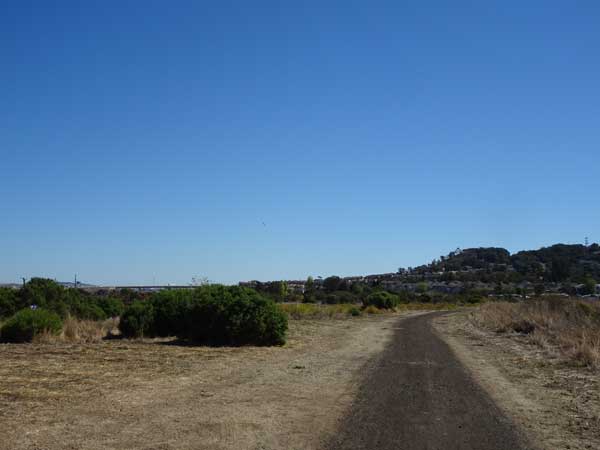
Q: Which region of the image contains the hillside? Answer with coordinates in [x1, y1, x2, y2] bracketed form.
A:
[403, 244, 600, 285]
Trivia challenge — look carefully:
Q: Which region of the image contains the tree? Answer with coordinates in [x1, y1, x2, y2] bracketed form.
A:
[582, 278, 597, 295]
[303, 276, 316, 303]
[550, 257, 570, 282]
[323, 276, 341, 293]
[279, 281, 288, 301]
[416, 282, 428, 294]
[20, 278, 64, 309]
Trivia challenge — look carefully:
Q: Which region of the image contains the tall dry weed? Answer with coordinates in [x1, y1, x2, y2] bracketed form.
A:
[472, 298, 600, 370]
[32, 316, 119, 344]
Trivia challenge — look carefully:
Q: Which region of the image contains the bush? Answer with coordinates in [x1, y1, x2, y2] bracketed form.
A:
[97, 296, 125, 318]
[149, 290, 192, 337]
[0, 287, 18, 318]
[323, 291, 360, 304]
[1, 278, 137, 322]
[363, 291, 399, 309]
[20, 278, 65, 309]
[349, 306, 361, 316]
[184, 286, 287, 346]
[67, 296, 107, 321]
[1, 308, 63, 342]
[119, 301, 154, 337]
[118, 286, 288, 346]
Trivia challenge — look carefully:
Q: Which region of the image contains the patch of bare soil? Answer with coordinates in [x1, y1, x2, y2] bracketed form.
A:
[0, 314, 406, 450]
[433, 312, 600, 450]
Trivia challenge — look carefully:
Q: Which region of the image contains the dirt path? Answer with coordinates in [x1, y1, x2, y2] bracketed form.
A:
[327, 312, 532, 450]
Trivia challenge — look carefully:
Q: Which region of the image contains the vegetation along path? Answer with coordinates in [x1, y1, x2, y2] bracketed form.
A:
[327, 312, 532, 450]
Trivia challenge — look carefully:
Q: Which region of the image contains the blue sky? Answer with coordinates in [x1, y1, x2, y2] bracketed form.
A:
[2, 1, 599, 285]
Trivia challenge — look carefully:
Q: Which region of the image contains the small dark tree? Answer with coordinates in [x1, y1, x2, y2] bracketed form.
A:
[323, 276, 341, 293]
[582, 278, 598, 295]
[303, 276, 316, 303]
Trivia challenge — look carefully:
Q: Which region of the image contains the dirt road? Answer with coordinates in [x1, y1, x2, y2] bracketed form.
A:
[328, 312, 532, 450]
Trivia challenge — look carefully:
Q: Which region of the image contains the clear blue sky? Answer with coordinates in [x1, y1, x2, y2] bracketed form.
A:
[2, 1, 599, 285]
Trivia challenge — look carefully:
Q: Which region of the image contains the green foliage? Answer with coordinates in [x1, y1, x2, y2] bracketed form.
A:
[416, 282, 428, 294]
[0, 288, 18, 318]
[322, 290, 359, 304]
[119, 301, 155, 338]
[118, 286, 288, 346]
[97, 296, 125, 318]
[461, 290, 485, 304]
[279, 303, 358, 319]
[252, 281, 290, 302]
[4, 278, 129, 322]
[363, 291, 399, 309]
[433, 247, 511, 272]
[184, 286, 287, 346]
[303, 276, 316, 303]
[62, 289, 106, 321]
[278, 281, 288, 301]
[148, 289, 192, 337]
[582, 278, 598, 295]
[323, 276, 342, 293]
[19, 278, 67, 315]
[403, 243, 600, 286]
[117, 288, 146, 304]
[1, 308, 63, 343]
[349, 306, 361, 316]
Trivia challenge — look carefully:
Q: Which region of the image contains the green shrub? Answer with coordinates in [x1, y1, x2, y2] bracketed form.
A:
[97, 296, 125, 318]
[1, 308, 63, 343]
[119, 286, 288, 345]
[20, 278, 63, 303]
[349, 306, 361, 316]
[0, 288, 18, 319]
[322, 291, 360, 304]
[119, 301, 154, 337]
[184, 285, 287, 346]
[149, 290, 192, 337]
[1, 278, 134, 322]
[363, 291, 399, 309]
[65, 291, 108, 321]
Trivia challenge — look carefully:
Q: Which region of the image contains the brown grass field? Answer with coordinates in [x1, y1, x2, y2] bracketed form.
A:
[0, 311, 412, 450]
[471, 298, 600, 370]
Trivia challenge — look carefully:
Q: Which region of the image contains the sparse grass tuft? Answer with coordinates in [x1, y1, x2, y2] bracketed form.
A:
[363, 305, 382, 315]
[472, 298, 600, 370]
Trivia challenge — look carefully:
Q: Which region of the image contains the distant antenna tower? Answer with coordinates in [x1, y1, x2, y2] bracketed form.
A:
[74, 274, 78, 287]
[585, 237, 589, 246]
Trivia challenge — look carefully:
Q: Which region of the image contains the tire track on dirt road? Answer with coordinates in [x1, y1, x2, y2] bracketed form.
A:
[327, 311, 533, 450]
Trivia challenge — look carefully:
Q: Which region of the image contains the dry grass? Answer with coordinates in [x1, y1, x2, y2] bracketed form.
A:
[32, 316, 119, 344]
[279, 302, 459, 320]
[472, 298, 600, 370]
[279, 303, 361, 319]
[396, 302, 460, 312]
[0, 315, 403, 450]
